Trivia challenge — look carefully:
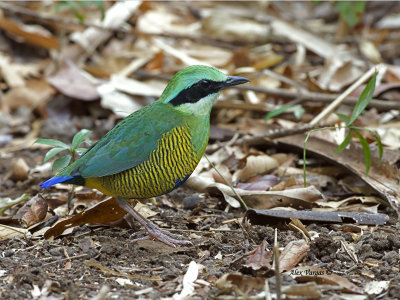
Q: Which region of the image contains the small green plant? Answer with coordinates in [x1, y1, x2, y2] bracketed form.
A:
[336, 1, 366, 28]
[303, 72, 382, 185]
[36, 129, 93, 174]
[313, 1, 366, 28]
[55, 1, 105, 23]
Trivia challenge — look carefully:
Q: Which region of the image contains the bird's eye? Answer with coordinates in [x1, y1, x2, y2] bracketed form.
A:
[200, 79, 211, 89]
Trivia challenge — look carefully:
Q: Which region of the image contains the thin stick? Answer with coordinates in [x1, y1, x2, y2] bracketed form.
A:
[310, 64, 384, 126]
[204, 155, 248, 210]
[273, 228, 281, 300]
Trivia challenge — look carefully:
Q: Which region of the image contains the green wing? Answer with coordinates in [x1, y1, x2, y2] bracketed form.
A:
[60, 103, 183, 178]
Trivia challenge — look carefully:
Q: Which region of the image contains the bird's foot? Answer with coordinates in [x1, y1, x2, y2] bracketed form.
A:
[130, 225, 191, 247]
[117, 198, 191, 247]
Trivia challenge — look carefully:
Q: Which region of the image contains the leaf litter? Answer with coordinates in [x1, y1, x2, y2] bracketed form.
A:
[1, 1, 400, 299]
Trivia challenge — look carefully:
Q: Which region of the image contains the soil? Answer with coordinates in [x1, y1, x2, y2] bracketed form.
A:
[1, 108, 400, 299]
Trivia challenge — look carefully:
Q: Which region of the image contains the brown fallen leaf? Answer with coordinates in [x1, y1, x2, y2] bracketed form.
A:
[0, 16, 58, 49]
[276, 134, 400, 217]
[47, 60, 100, 101]
[288, 266, 364, 294]
[0, 224, 27, 241]
[243, 240, 272, 272]
[20, 195, 48, 228]
[186, 175, 323, 209]
[44, 197, 126, 240]
[279, 240, 310, 273]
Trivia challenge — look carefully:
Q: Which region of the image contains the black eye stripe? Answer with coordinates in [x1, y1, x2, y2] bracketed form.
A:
[169, 80, 223, 106]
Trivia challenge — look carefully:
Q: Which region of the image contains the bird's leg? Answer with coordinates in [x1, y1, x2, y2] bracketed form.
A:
[116, 198, 191, 247]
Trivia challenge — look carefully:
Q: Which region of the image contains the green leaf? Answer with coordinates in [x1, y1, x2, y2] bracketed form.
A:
[349, 73, 376, 125]
[337, 1, 365, 28]
[335, 113, 351, 125]
[75, 148, 88, 156]
[335, 129, 354, 153]
[52, 155, 72, 174]
[264, 104, 295, 121]
[36, 138, 70, 149]
[43, 147, 66, 162]
[71, 129, 92, 149]
[354, 131, 371, 175]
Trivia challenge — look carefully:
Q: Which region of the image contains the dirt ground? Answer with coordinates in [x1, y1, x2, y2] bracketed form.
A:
[1, 145, 400, 299]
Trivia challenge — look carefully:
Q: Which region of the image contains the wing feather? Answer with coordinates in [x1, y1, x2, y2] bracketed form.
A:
[60, 103, 184, 178]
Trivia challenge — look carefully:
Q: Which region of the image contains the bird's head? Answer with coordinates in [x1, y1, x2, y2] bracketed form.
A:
[158, 65, 249, 116]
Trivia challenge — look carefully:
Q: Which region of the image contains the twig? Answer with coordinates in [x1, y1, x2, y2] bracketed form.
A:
[205, 155, 248, 210]
[235, 84, 398, 111]
[310, 64, 384, 125]
[273, 229, 281, 300]
[42, 253, 88, 266]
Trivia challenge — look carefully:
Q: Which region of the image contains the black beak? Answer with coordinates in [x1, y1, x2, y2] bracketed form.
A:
[222, 76, 250, 89]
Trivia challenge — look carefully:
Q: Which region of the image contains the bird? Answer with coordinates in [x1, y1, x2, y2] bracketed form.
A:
[40, 65, 249, 247]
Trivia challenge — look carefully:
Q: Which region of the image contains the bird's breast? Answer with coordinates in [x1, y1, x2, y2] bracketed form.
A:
[86, 126, 200, 199]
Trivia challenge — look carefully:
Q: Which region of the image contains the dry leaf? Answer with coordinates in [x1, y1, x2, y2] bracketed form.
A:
[0, 224, 27, 241]
[234, 155, 279, 182]
[0, 53, 42, 87]
[202, 14, 269, 42]
[288, 266, 364, 294]
[2, 79, 56, 111]
[0, 16, 58, 49]
[243, 240, 272, 271]
[20, 195, 48, 228]
[47, 60, 100, 101]
[279, 240, 310, 273]
[44, 197, 126, 240]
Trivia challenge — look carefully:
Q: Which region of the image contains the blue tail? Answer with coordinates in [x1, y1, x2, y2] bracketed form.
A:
[40, 176, 74, 188]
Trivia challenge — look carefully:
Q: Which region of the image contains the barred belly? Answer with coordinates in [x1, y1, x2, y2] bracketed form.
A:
[87, 126, 199, 199]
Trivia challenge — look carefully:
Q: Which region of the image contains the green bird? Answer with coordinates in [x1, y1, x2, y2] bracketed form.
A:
[40, 65, 249, 246]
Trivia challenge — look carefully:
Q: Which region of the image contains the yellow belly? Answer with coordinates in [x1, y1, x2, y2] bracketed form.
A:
[85, 126, 199, 199]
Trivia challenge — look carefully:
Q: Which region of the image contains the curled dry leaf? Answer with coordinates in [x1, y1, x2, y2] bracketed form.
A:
[186, 175, 323, 209]
[20, 195, 48, 228]
[44, 197, 126, 240]
[279, 240, 310, 273]
[234, 155, 279, 182]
